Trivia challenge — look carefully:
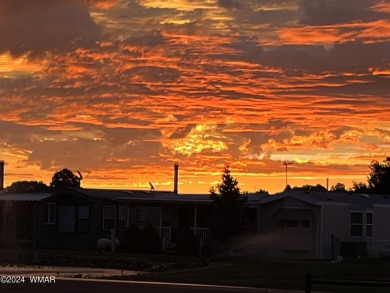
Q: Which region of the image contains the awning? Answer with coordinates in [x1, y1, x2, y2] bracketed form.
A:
[271, 208, 313, 221]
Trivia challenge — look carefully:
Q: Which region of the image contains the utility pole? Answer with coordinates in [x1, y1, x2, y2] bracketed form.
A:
[283, 161, 293, 187]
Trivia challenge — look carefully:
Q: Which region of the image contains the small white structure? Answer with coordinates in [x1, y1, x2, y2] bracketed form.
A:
[97, 238, 120, 251]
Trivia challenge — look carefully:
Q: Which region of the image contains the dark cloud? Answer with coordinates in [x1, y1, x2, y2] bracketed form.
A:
[217, 0, 244, 10]
[123, 66, 181, 82]
[259, 42, 390, 73]
[300, 0, 388, 25]
[0, 0, 101, 58]
[123, 30, 165, 47]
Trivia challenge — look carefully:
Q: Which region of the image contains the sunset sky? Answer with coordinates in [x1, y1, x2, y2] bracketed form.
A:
[0, 0, 389, 194]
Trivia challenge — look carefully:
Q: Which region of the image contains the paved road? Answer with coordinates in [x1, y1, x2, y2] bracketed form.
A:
[0, 277, 307, 293]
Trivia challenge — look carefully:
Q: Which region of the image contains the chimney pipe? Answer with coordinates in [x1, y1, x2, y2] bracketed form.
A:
[174, 163, 179, 194]
[0, 160, 4, 191]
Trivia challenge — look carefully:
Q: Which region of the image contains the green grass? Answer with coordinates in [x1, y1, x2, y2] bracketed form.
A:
[127, 257, 390, 293]
[2, 249, 390, 292]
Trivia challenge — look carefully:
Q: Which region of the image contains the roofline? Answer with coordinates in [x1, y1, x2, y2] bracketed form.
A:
[259, 192, 321, 206]
[117, 197, 212, 204]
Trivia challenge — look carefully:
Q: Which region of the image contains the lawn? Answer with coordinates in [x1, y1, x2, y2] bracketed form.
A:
[2, 249, 390, 292]
[127, 256, 390, 293]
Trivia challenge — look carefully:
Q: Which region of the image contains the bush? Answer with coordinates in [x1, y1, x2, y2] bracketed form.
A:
[175, 226, 199, 255]
[121, 223, 140, 252]
[201, 233, 220, 257]
[138, 223, 161, 253]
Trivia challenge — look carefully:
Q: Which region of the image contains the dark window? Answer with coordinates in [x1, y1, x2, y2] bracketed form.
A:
[351, 225, 363, 236]
[366, 212, 373, 237]
[103, 206, 116, 231]
[351, 213, 363, 223]
[118, 206, 126, 231]
[302, 220, 311, 229]
[77, 206, 90, 233]
[58, 206, 90, 233]
[350, 212, 363, 237]
[43, 203, 56, 224]
[58, 206, 75, 232]
[285, 220, 299, 228]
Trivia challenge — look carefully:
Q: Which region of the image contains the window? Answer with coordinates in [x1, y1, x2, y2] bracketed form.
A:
[58, 206, 90, 233]
[350, 212, 363, 236]
[77, 206, 90, 233]
[43, 203, 56, 224]
[103, 206, 116, 231]
[136, 208, 146, 222]
[285, 220, 299, 228]
[58, 206, 75, 232]
[118, 206, 126, 231]
[366, 212, 373, 237]
[302, 220, 311, 229]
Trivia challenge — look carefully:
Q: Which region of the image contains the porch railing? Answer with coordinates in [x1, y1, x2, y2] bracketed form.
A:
[154, 226, 172, 251]
[191, 227, 210, 245]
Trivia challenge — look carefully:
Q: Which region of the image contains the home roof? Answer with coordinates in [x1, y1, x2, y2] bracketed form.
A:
[0, 193, 53, 202]
[59, 188, 265, 206]
[259, 190, 390, 207]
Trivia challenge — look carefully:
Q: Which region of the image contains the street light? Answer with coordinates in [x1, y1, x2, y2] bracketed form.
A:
[283, 161, 293, 187]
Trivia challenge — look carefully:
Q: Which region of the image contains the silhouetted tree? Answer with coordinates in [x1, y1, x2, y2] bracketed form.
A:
[50, 168, 81, 189]
[292, 184, 327, 192]
[7, 181, 49, 193]
[256, 188, 269, 195]
[351, 181, 370, 193]
[350, 160, 390, 194]
[209, 166, 248, 238]
[330, 182, 346, 192]
[367, 160, 390, 194]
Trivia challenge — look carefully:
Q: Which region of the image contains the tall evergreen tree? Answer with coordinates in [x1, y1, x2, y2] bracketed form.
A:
[209, 166, 248, 238]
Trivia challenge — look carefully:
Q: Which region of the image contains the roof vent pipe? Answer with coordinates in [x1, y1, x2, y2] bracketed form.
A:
[174, 163, 179, 194]
[0, 160, 4, 191]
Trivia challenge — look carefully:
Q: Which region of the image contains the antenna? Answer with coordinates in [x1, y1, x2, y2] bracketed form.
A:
[283, 161, 293, 187]
[77, 171, 91, 181]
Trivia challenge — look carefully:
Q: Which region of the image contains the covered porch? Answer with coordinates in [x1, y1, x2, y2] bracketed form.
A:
[0, 194, 52, 248]
[124, 201, 212, 251]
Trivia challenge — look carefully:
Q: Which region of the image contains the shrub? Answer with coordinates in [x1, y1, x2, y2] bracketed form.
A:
[138, 223, 161, 253]
[175, 226, 199, 255]
[121, 223, 140, 252]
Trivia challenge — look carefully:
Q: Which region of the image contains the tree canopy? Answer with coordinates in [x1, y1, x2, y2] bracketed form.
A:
[351, 159, 390, 194]
[7, 180, 49, 193]
[50, 168, 81, 189]
[292, 184, 327, 192]
[209, 166, 248, 238]
[330, 182, 346, 192]
[367, 160, 390, 194]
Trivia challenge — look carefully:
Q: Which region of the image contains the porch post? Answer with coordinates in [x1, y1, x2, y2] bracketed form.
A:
[194, 205, 198, 231]
[127, 203, 130, 228]
[159, 204, 163, 250]
[32, 202, 37, 249]
[159, 204, 162, 237]
[2, 203, 5, 237]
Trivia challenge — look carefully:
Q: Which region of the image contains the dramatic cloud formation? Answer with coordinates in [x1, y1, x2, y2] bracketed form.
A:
[0, 0, 389, 193]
